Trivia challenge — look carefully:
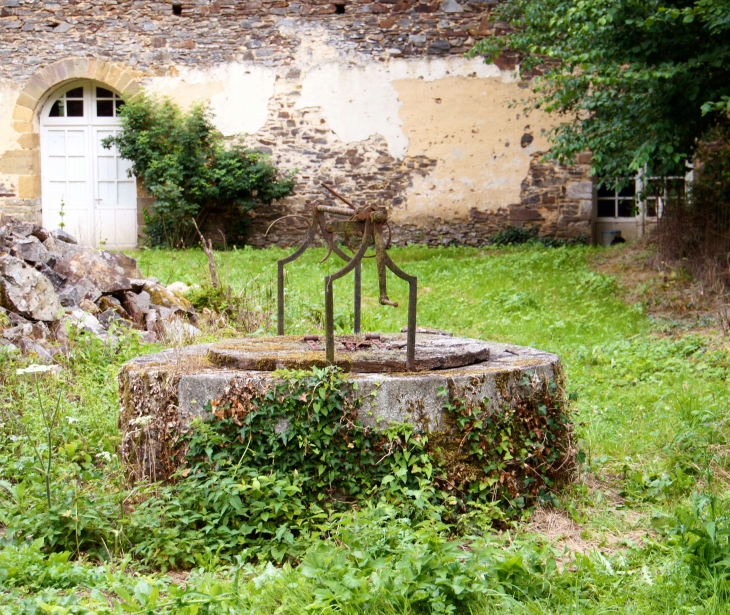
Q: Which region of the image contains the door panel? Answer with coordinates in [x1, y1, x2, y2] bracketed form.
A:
[41, 127, 93, 245]
[93, 127, 137, 248]
[41, 83, 137, 249]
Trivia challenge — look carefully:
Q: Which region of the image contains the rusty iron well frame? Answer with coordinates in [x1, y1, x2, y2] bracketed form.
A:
[271, 184, 418, 370]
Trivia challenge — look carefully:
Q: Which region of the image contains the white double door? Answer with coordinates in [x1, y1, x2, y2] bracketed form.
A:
[40, 81, 137, 249]
[42, 126, 137, 249]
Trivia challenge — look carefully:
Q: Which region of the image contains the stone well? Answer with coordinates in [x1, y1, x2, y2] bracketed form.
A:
[118, 332, 562, 482]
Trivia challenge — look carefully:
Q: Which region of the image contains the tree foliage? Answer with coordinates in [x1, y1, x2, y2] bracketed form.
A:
[472, 0, 730, 183]
[103, 95, 296, 247]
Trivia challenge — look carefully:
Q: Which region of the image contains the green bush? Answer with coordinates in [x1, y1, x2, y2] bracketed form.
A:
[103, 95, 295, 247]
[490, 225, 588, 247]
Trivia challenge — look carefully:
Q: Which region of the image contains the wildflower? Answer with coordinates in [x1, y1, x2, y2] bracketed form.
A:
[16, 364, 56, 376]
[96, 451, 113, 463]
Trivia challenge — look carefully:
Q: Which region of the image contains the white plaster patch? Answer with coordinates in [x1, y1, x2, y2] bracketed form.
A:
[0, 82, 21, 157]
[296, 63, 407, 157]
[146, 63, 276, 137]
[296, 57, 509, 158]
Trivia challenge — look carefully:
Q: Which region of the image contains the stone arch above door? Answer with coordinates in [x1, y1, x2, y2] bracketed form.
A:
[0, 58, 141, 233]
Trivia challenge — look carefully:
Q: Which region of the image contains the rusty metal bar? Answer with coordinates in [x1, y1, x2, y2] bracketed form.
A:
[317, 214, 361, 333]
[382, 251, 417, 370]
[325, 219, 372, 365]
[321, 183, 357, 210]
[275, 184, 417, 370]
[316, 205, 355, 217]
[277, 212, 319, 335]
[354, 261, 361, 334]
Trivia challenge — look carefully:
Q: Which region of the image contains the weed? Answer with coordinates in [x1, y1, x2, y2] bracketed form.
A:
[2, 243, 730, 613]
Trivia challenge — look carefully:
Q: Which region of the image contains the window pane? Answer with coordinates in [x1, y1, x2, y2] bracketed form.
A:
[617, 199, 635, 217]
[96, 87, 114, 98]
[97, 100, 114, 117]
[617, 183, 635, 197]
[666, 178, 685, 198]
[49, 100, 64, 117]
[115, 99, 125, 115]
[597, 200, 615, 217]
[66, 100, 84, 117]
[597, 185, 615, 198]
[645, 178, 663, 196]
[646, 200, 658, 217]
[66, 87, 84, 98]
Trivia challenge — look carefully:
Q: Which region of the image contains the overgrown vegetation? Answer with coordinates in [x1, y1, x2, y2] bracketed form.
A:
[654, 125, 730, 288]
[2, 244, 730, 613]
[473, 0, 730, 287]
[473, 0, 730, 183]
[491, 225, 588, 247]
[102, 95, 295, 248]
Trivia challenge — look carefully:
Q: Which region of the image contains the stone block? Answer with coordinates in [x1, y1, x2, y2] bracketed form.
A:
[12, 105, 33, 122]
[104, 65, 124, 88]
[12, 121, 33, 134]
[566, 181, 593, 200]
[115, 73, 133, 93]
[509, 206, 544, 221]
[579, 199, 593, 218]
[16, 133, 39, 149]
[0, 150, 39, 175]
[71, 58, 89, 79]
[95, 61, 111, 84]
[21, 77, 50, 102]
[440, 0, 464, 12]
[61, 59, 77, 77]
[48, 62, 69, 85]
[122, 81, 142, 98]
[85, 58, 99, 79]
[18, 174, 40, 199]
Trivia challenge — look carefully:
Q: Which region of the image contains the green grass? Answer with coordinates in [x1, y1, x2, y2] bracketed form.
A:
[2, 243, 730, 613]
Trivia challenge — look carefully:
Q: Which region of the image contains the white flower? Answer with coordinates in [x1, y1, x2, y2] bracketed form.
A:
[96, 451, 113, 463]
[66, 416, 79, 424]
[16, 364, 56, 375]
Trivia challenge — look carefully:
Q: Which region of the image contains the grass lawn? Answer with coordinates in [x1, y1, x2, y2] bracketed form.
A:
[1, 243, 729, 613]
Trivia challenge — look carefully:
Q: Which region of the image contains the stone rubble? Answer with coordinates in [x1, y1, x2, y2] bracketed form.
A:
[0, 215, 198, 360]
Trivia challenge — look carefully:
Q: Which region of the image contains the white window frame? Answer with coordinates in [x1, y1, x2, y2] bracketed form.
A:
[596, 165, 694, 222]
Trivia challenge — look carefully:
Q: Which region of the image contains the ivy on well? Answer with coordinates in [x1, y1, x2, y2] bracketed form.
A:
[156, 368, 574, 560]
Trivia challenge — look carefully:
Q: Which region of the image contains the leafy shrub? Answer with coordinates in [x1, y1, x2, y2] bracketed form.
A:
[491, 225, 588, 247]
[103, 95, 296, 247]
[0, 539, 105, 591]
[186, 281, 273, 333]
[491, 225, 540, 246]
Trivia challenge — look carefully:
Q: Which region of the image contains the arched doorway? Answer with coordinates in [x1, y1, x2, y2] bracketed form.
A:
[40, 80, 137, 248]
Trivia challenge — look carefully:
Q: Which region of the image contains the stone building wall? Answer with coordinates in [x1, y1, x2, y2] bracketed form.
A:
[0, 0, 593, 247]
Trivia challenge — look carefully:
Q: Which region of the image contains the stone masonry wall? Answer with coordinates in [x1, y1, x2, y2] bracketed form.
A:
[0, 0, 502, 79]
[0, 0, 594, 248]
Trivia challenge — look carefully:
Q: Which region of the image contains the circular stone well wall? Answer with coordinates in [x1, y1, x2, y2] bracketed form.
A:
[118, 333, 563, 482]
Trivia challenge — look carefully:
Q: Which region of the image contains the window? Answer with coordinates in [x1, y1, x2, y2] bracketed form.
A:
[596, 168, 692, 220]
[95, 87, 124, 117]
[49, 87, 84, 118]
[47, 84, 125, 120]
[597, 181, 636, 218]
[641, 176, 688, 219]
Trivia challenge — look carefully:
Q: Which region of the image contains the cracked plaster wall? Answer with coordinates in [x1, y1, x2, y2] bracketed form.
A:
[0, 1, 593, 246]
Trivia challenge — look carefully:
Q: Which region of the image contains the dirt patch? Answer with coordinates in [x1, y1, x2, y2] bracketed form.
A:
[524, 472, 653, 565]
[590, 239, 729, 331]
[526, 507, 649, 561]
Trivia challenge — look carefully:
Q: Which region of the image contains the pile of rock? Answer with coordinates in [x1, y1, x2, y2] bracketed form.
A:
[0, 216, 198, 360]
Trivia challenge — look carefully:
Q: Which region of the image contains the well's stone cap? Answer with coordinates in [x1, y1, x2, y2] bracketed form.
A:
[208, 333, 490, 373]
